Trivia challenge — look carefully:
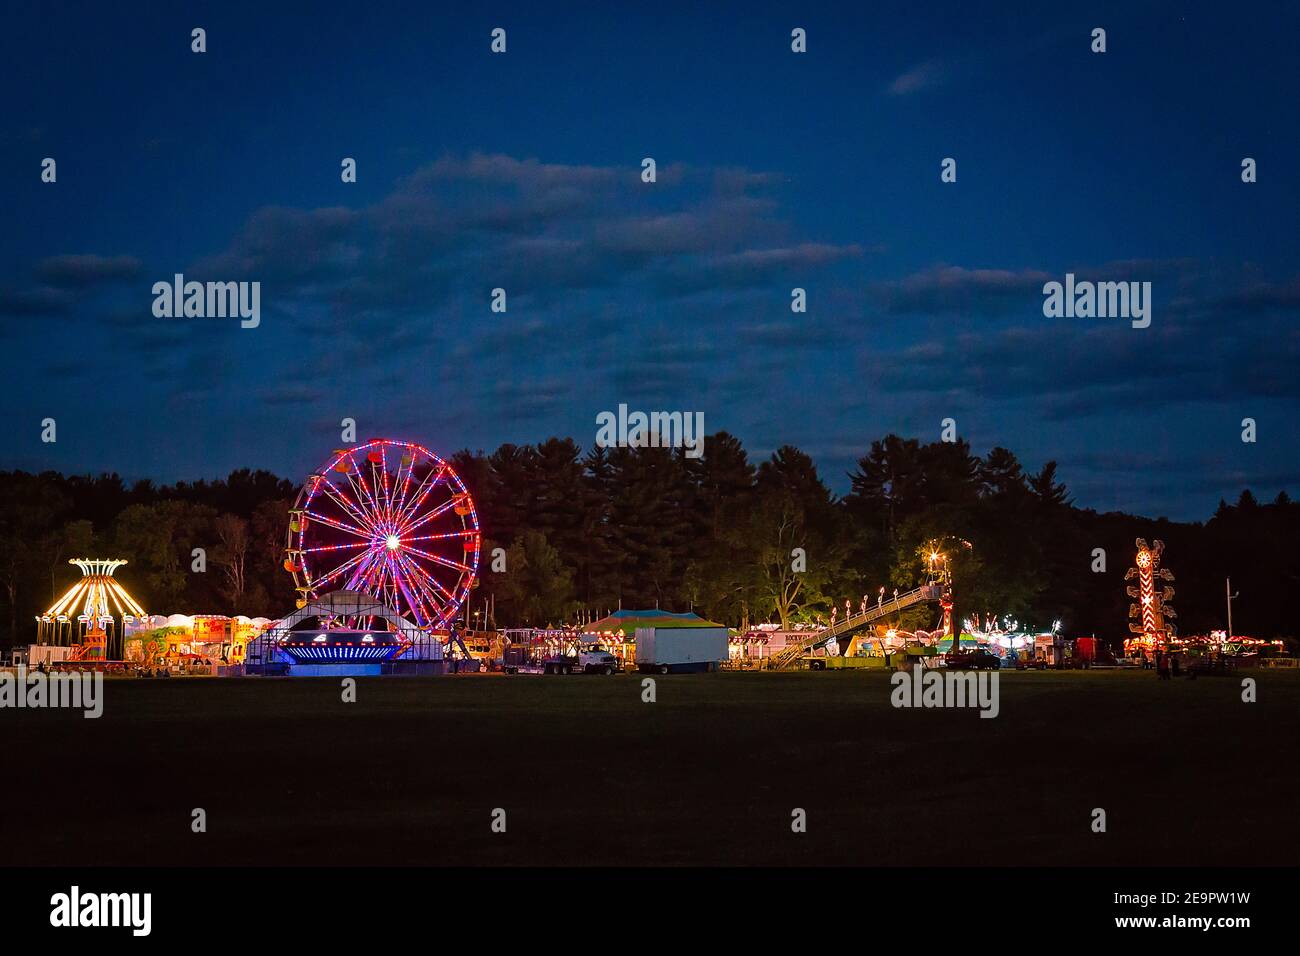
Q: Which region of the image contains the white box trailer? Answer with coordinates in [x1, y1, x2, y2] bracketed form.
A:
[26, 644, 72, 667]
[634, 626, 728, 674]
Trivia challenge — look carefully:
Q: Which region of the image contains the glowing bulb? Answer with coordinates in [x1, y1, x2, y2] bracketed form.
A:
[386, 535, 401, 550]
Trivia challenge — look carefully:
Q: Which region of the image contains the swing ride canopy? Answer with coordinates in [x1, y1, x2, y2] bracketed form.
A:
[39, 558, 146, 625]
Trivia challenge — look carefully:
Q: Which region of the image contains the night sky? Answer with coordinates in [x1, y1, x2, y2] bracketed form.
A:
[3, 1, 1297, 520]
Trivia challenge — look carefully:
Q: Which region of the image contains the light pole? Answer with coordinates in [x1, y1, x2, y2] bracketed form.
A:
[1225, 578, 1239, 645]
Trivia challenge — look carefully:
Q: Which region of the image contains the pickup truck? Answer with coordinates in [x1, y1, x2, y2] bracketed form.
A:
[542, 646, 620, 675]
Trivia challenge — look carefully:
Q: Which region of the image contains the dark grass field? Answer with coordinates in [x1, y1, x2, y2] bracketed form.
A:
[3, 669, 1297, 866]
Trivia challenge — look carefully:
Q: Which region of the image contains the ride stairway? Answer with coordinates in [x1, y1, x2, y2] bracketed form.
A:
[767, 584, 944, 670]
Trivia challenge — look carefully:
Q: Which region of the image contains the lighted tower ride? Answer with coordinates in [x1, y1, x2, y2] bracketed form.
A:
[37, 559, 148, 660]
[1124, 538, 1176, 657]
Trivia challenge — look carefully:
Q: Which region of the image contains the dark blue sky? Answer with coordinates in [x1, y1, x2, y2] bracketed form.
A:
[3, 1, 1297, 519]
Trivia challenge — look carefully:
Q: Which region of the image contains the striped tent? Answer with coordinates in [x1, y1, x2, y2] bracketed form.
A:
[585, 609, 722, 638]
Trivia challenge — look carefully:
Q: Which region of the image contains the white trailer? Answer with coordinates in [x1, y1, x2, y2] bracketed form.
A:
[634, 626, 728, 674]
[26, 644, 72, 667]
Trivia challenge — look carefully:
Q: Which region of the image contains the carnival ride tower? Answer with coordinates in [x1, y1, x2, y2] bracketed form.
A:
[1125, 538, 1176, 656]
[38, 558, 148, 659]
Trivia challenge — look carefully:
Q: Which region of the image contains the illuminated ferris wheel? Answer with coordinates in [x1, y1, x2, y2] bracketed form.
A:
[284, 439, 481, 629]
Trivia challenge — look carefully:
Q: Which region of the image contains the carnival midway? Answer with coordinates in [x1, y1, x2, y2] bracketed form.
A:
[8, 436, 1292, 682]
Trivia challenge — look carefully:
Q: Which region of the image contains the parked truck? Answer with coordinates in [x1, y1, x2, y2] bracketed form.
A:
[503, 642, 620, 675]
[544, 645, 620, 675]
[634, 626, 728, 674]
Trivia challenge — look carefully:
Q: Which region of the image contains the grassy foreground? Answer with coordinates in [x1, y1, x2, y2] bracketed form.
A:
[3, 669, 1297, 866]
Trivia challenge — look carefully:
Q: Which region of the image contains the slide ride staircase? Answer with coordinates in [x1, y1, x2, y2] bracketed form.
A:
[768, 584, 943, 670]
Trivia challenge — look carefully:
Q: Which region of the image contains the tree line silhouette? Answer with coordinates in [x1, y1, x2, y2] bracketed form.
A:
[1, 434, 1294, 649]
